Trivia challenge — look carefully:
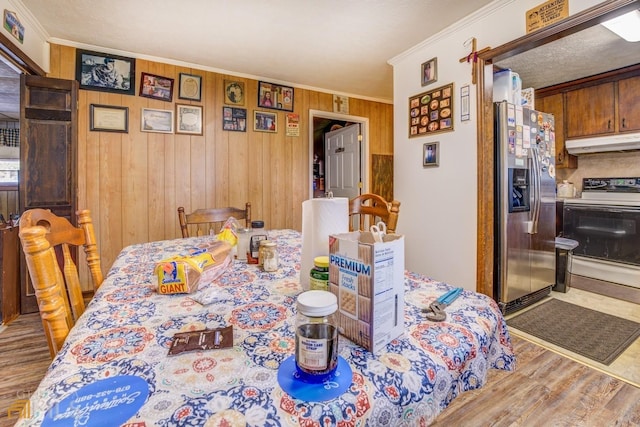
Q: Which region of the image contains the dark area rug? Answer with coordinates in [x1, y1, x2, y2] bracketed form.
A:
[507, 298, 640, 365]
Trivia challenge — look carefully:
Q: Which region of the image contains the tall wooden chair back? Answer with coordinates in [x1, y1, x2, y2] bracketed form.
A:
[18, 209, 103, 357]
[349, 193, 401, 234]
[178, 203, 252, 237]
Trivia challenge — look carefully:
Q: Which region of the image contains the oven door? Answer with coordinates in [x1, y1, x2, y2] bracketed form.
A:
[563, 203, 640, 266]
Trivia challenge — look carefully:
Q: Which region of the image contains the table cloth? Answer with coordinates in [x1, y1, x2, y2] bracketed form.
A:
[17, 229, 515, 426]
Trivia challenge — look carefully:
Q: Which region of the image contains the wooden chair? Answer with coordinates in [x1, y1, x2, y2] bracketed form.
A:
[18, 209, 103, 357]
[178, 203, 252, 237]
[349, 193, 401, 234]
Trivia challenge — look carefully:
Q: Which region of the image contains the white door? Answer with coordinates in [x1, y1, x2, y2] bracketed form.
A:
[324, 123, 361, 199]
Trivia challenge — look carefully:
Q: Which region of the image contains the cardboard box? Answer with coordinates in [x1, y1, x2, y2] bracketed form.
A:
[328, 231, 405, 353]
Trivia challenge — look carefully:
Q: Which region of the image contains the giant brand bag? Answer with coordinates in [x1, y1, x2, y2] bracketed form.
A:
[328, 231, 405, 353]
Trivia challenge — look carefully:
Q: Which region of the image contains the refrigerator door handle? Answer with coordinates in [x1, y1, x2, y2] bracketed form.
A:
[527, 147, 541, 234]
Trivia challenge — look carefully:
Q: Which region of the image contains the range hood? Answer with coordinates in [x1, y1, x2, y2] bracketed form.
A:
[565, 132, 640, 154]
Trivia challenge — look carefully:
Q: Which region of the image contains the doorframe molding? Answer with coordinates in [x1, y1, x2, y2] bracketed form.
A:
[474, 0, 639, 298]
[308, 109, 369, 199]
[0, 32, 44, 76]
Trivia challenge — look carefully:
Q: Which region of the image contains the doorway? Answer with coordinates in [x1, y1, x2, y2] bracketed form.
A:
[308, 109, 369, 200]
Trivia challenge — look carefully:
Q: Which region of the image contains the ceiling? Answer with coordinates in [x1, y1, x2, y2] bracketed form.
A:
[495, 22, 640, 90]
[2, 2, 639, 123]
[19, 0, 494, 101]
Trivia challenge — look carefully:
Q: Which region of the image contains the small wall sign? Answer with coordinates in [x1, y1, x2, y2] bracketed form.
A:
[526, 0, 568, 34]
[3, 10, 24, 44]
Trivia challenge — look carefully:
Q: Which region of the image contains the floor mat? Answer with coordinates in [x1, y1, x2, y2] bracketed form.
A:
[507, 298, 640, 365]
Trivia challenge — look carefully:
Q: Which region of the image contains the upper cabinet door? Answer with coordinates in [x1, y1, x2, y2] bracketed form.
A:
[618, 75, 640, 133]
[565, 82, 615, 138]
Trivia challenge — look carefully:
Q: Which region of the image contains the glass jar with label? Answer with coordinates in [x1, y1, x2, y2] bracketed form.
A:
[248, 220, 266, 264]
[295, 290, 338, 378]
[310, 256, 329, 291]
[262, 241, 278, 272]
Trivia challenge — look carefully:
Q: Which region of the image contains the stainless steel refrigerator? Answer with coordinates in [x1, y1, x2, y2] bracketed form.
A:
[494, 101, 556, 314]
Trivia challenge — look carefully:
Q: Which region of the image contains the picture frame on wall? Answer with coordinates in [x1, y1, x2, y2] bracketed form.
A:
[76, 49, 136, 95]
[257, 81, 294, 111]
[409, 82, 454, 137]
[254, 110, 277, 133]
[421, 57, 437, 86]
[139, 72, 174, 101]
[178, 73, 202, 101]
[224, 80, 245, 106]
[89, 104, 129, 133]
[423, 141, 439, 167]
[222, 106, 247, 132]
[141, 108, 174, 133]
[176, 104, 203, 135]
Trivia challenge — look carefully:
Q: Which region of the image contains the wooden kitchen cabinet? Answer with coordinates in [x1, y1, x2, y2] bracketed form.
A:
[536, 93, 577, 169]
[618, 75, 640, 133]
[565, 82, 615, 138]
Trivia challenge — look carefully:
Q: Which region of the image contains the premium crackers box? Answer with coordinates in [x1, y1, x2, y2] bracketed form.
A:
[328, 231, 405, 353]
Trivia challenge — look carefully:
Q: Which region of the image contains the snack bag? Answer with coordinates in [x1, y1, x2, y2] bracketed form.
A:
[216, 217, 240, 247]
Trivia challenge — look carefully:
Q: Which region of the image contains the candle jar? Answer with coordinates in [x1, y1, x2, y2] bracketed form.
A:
[262, 241, 278, 272]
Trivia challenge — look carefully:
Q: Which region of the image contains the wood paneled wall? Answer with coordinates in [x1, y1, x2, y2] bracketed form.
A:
[47, 44, 394, 280]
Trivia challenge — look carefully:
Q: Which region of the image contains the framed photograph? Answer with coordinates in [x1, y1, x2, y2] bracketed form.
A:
[90, 104, 129, 133]
[176, 104, 203, 135]
[423, 142, 439, 167]
[254, 110, 277, 133]
[76, 49, 135, 95]
[222, 107, 247, 132]
[178, 73, 202, 101]
[421, 57, 438, 86]
[139, 72, 174, 101]
[257, 81, 294, 112]
[409, 82, 454, 137]
[224, 80, 245, 106]
[141, 108, 174, 133]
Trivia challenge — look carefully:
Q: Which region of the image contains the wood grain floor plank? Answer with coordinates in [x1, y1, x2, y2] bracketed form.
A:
[0, 314, 51, 427]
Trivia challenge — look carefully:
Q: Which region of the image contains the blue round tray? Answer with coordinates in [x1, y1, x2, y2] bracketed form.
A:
[277, 355, 353, 402]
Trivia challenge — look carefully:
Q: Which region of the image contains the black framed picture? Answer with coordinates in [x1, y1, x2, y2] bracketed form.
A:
[178, 73, 202, 101]
[139, 72, 174, 101]
[76, 49, 136, 95]
[222, 107, 247, 132]
[257, 81, 294, 112]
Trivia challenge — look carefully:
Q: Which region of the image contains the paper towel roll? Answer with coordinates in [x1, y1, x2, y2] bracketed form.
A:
[300, 197, 349, 289]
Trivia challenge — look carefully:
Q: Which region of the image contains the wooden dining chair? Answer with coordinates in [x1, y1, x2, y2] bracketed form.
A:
[18, 209, 104, 357]
[178, 203, 252, 237]
[349, 193, 401, 234]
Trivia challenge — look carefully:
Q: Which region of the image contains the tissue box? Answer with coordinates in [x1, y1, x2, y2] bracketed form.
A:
[328, 231, 405, 353]
[155, 241, 232, 294]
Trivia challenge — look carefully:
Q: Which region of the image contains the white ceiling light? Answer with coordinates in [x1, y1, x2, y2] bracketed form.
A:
[602, 10, 640, 42]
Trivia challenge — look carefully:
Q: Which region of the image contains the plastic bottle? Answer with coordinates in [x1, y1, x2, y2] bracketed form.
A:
[309, 256, 329, 291]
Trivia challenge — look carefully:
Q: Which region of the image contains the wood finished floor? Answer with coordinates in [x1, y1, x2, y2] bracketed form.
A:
[1, 312, 639, 426]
